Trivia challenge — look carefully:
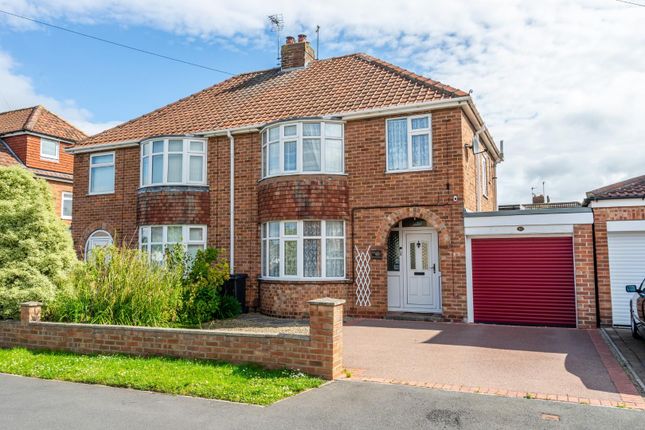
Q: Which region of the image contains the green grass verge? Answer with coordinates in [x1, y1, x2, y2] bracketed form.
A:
[0, 348, 323, 405]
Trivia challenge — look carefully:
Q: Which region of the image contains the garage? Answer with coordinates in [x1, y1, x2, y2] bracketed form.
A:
[607, 225, 645, 326]
[465, 208, 595, 328]
[471, 236, 576, 327]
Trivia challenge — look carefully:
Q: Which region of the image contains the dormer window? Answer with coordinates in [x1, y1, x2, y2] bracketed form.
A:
[40, 138, 59, 161]
[140, 137, 207, 187]
[261, 121, 344, 179]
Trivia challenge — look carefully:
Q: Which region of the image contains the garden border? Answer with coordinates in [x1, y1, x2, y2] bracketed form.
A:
[0, 299, 345, 380]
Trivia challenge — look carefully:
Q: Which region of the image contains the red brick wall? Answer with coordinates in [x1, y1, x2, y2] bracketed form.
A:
[137, 190, 210, 225]
[573, 224, 597, 328]
[2, 300, 345, 379]
[592, 206, 645, 325]
[4, 134, 74, 174]
[259, 281, 352, 318]
[258, 175, 349, 222]
[72, 107, 493, 319]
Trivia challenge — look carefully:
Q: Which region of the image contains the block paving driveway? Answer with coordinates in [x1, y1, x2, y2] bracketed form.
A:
[344, 320, 645, 408]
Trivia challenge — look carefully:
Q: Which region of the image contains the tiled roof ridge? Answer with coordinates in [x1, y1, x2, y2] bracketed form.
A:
[24, 105, 44, 131]
[0, 105, 37, 118]
[353, 53, 468, 98]
[587, 174, 645, 198]
[34, 106, 87, 139]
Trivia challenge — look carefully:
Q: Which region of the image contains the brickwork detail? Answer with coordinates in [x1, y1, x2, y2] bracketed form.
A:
[137, 189, 210, 225]
[592, 206, 645, 325]
[573, 224, 597, 328]
[3, 134, 74, 174]
[259, 282, 351, 318]
[0, 300, 345, 380]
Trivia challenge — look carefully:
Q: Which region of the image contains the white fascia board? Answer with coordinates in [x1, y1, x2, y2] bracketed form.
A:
[607, 220, 645, 232]
[466, 224, 574, 237]
[66, 140, 139, 154]
[2, 130, 76, 145]
[333, 97, 470, 120]
[464, 211, 593, 228]
[589, 198, 645, 208]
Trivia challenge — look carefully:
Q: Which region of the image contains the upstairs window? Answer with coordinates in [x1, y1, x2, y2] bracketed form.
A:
[89, 152, 115, 195]
[261, 121, 344, 178]
[140, 137, 206, 187]
[386, 115, 432, 172]
[40, 138, 59, 161]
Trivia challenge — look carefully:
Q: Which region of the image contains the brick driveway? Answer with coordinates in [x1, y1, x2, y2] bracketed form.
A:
[344, 320, 644, 408]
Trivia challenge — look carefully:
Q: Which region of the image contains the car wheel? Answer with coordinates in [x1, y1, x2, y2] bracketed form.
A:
[631, 310, 642, 340]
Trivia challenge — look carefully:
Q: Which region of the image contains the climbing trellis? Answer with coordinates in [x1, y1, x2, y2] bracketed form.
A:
[354, 245, 371, 307]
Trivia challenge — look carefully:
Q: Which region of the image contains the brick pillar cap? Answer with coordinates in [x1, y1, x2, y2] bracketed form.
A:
[308, 298, 346, 307]
[21, 302, 43, 307]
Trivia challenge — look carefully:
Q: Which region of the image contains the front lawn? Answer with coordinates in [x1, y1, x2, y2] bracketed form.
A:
[0, 348, 323, 405]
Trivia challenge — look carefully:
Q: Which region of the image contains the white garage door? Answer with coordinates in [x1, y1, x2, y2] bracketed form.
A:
[607, 231, 645, 325]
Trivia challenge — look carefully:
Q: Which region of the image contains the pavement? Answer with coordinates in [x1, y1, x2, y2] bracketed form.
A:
[344, 319, 644, 407]
[1, 374, 643, 429]
[603, 327, 645, 395]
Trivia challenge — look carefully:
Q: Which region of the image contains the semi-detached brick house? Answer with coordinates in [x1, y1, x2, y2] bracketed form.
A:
[0, 106, 86, 223]
[69, 36, 502, 320]
[584, 175, 645, 327]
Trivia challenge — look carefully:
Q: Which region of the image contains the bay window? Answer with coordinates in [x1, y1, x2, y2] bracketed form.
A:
[261, 220, 345, 279]
[139, 225, 207, 263]
[386, 114, 432, 172]
[140, 137, 206, 187]
[261, 121, 344, 178]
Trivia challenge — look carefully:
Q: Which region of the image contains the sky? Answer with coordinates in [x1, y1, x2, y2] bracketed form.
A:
[0, 0, 643, 204]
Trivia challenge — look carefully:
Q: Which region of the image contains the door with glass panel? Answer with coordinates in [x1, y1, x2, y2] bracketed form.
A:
[404, 232, 439, 310]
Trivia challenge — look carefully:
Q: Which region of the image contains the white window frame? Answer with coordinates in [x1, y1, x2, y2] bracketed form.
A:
[88, 152, 115, 195]
[140, 137, 207, 187]
[40, 138, 59, 161]
[139, 225, 207, 263]
[261, 121, 345, 179]
[84, 230, 113, 261]
[480, 153, 489, 198]
[261, 220, 346, 280]
[385, 114, 432, 173]
[61, 191, 72, 220]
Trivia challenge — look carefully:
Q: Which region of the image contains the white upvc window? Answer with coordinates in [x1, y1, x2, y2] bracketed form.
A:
[61, 192, 72, 220]
[386, 114, 432, 172]
[139, 225, 207, 264]
[261, 121, 344, 178]
[261, 220, 345, 280]
[85, 230, 113, 261]
[480, 153, 489, 198]
[140, 137, 207, 187]
[40, 138, 59, 161]
[89, 152, 115, 195]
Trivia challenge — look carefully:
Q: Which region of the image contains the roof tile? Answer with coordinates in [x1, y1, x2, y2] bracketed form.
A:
[586, 174, 645, 200]
[0, 106, 87, 142]
[80, 53, 468, 146]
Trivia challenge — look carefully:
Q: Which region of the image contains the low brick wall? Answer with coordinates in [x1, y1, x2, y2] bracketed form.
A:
[0, 299, 345, 380]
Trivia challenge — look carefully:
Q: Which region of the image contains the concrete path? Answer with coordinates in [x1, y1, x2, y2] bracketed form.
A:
[344, 320, 643, 406]
[1, 374, 642, 429]
[603, 327, 645, 395]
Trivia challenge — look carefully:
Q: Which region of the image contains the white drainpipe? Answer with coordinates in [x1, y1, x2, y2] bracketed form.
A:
[474, 125, 487, 212]
[226, 130, 235, 275]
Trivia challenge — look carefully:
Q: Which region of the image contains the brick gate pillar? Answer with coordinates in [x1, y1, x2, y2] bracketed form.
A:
[308, 298, 345, 379]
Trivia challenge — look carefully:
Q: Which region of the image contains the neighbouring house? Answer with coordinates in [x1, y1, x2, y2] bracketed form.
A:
[0, 106, 87, 223]
[584, 174, 645, 326]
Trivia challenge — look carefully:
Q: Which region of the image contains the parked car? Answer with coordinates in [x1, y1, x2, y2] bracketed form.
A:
[626, 279, 645, 339]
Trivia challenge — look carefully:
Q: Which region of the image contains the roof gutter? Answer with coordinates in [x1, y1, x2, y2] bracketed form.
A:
[66, 140, 139, 154]
[2, 130, 78, 145]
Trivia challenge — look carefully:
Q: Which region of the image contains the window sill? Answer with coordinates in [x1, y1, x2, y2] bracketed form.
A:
[258, 172, 347, 183]
[40, 156, 59, 163]
[258, 277, 352, 284]
[61, 216, 72, 220]
[87, 191, 115, 196]
[385, 167, 433, 174]
[138, 185, 209, 193]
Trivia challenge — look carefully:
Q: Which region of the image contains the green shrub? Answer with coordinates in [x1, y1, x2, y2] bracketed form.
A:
[174, 247, 230, 325]
[216, 294, 243, 320]
[0, 166, 76, 319]
[48, 246, 184, 327]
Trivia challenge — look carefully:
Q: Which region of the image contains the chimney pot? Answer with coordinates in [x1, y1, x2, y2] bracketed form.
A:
[298, 34, 307, 43]
[286, 36, 295, 44]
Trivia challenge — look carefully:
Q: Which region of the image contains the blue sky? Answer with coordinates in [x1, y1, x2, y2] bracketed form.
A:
[0, 0, 643, 204]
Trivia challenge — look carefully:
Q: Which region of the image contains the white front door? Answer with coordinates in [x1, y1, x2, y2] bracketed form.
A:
[404, 232, 440, 311]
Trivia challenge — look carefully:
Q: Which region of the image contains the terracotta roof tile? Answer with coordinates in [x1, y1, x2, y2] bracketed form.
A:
[586, 174, 645, 200]
[80, 53, 468, 146]
[0, 106, 87, 142]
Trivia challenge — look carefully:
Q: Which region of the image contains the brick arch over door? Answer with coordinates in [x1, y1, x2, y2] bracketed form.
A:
[374, 207, 451, 250]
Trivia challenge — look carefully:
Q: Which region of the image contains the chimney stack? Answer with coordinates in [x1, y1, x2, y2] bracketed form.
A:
[281, 34, 315, 70]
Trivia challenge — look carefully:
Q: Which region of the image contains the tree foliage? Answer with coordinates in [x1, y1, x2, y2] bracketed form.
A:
[0, 166, 77, 318]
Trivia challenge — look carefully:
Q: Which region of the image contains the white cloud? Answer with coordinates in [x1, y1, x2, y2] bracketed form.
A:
[0, 50, 119, 135]
[1, 0, 644, 202]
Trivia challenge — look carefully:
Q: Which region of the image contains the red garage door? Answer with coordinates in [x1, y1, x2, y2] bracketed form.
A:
[471, 237, 576, 327]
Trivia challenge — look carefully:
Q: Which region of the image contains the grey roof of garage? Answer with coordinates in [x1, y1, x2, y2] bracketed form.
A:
[464, 207, 592, 217]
